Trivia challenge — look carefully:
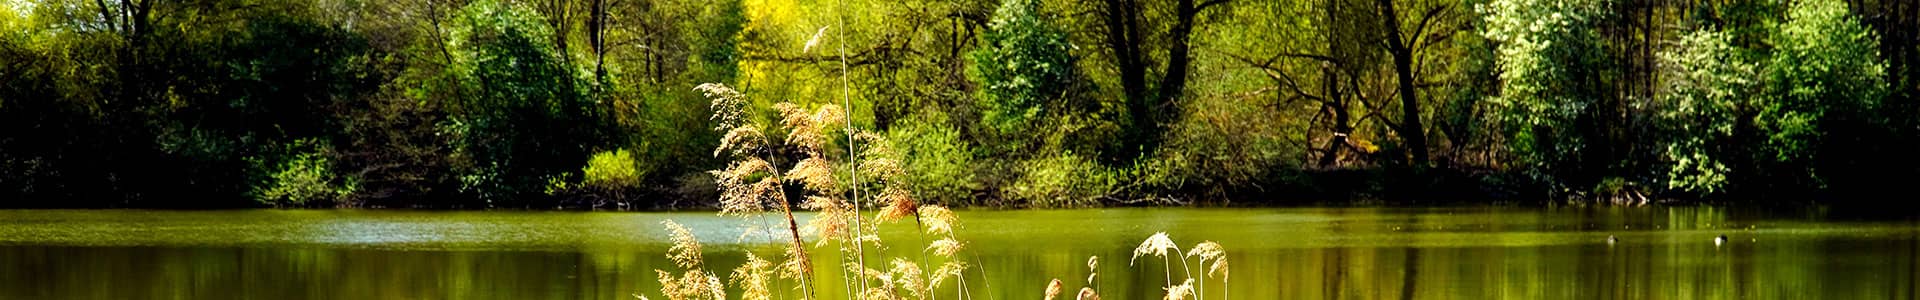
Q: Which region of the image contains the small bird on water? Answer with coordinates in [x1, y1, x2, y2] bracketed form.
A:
[1607, 235, 1618, 245]
[1714, 234, 1728, 246]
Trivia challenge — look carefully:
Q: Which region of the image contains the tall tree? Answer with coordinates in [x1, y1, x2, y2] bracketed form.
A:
[1090, 0, 1232, 158]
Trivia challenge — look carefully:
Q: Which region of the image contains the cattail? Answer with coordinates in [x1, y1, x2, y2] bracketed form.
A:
[731, 253, 773, 300]
[662, 220, 703, 269]
[1044, 278, 1065, 300]
[1163, 279, 1195, 300]
[926, 238, 964, 257]
[918, 205, 958, 235]
[1076, 287, 1100, 300]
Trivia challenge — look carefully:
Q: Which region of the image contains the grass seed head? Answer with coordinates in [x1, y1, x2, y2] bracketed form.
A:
[926, 238, 964, 257]
[1077, 287, 1101, 300]
[1045, 278, 1065, 300]
[918, 205, 958, 235]
[662, 220, 703, 269]
[1163, 278, 1195, 300]
[1132, 232, 1178, 265]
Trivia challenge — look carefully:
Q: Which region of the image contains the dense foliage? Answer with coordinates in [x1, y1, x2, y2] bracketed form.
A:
[1, 0, 1916, 208]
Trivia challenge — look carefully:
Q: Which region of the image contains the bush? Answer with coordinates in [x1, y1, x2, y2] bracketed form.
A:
[582, 149, 645, 189]
[885, 112, 978, 206]
[251, 140, 357, 207]
[1009, 153, 1115, 208]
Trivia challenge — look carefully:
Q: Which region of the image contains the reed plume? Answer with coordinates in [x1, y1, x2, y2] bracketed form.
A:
[926, 238, 964, 257]
[786, 158, 838, 192]
[1044, 278, 1064, 300]
[918, 206, 958, 236]
[731, 253, 774, 300]
[875, 187, 917, 222]
[652, 230, 722, 300]
[664, 220, 703, 269]
[693, 81, 984, 300]
[928, 261, 969, 290]
[1186, 241, 1227, 300]
[891, 258, 928, 300]
[774, 103, 846, 155]
[1085, 256, 1099, 288]
[1163, 279, 1195, 300]
[697, 83, 813, 298]
[1132, 232, 1183, 286]
[1076, 287, 1100, 300]
[713, 158, 775, 216]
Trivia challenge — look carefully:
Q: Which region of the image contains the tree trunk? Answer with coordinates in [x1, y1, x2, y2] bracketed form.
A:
[1375, 0, 1429, 167]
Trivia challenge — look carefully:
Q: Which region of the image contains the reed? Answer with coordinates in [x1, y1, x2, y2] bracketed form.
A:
[1116, 233, 1228, 300]
[699, 83, 815, 298]
[1187, 241, 1229, 300]
[732, 253, 775, 300]
[1044, 278, 1064, 300]
[683, 79, 983, 300]
[655, 220, 724, 300]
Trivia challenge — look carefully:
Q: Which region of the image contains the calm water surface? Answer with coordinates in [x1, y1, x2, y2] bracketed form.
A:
[1, 207, 1917, 299]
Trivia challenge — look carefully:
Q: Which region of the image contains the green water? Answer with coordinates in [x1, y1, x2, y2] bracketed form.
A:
[1, 207, 1916, 299]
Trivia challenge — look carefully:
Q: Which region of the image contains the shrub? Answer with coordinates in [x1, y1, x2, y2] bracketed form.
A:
[1010, 153, 1114, 208]
[251, 139, 357, 207]
[885, 113, 978, 206]
[582, 149, 644, 189]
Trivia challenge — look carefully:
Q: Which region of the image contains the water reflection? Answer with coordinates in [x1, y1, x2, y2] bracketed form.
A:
[0, 207, 1915, 299]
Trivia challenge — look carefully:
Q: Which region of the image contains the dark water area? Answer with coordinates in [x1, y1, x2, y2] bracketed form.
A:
[1, 207, 1917, 299]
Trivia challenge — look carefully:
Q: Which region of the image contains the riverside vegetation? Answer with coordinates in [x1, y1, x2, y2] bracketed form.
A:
[640, 82, 1230, 300]
[3, 0, 1919, 208]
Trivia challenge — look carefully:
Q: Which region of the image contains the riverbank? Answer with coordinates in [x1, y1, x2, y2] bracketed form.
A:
[4, 207, 1917, 299]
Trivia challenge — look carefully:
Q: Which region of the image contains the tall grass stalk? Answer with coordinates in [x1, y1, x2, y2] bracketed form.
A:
[834, 0, 871, 295]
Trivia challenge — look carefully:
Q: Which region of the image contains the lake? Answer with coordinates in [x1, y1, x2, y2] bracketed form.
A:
[0, 207, 1916, 299]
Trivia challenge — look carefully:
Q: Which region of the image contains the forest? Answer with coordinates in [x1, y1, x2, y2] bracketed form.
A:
[0, 0, 1915, 209]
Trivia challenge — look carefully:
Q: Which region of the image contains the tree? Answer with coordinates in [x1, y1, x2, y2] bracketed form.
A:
[968, 0, 1075, 135]
[1086, 0, 1234, 158]
[1480, 0, 1614, 186]
[444, 0, 605, 205]
[1755, 0, 1886, 190]
[1655, 28, 1755, 195]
